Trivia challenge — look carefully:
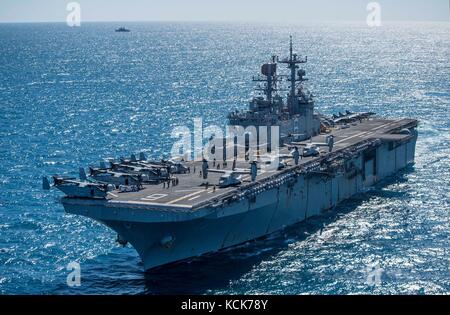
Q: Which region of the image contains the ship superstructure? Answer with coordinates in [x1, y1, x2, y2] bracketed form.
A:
[228, 36, 320, 143]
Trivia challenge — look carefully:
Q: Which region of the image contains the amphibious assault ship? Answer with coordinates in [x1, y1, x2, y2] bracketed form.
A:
[44, 37, 418, 270]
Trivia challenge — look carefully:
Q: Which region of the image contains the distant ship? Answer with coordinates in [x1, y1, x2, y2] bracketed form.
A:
[44, 37, 418, 271]
[115, 27, 130, 32]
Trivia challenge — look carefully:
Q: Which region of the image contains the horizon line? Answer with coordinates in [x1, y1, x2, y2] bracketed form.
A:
[1, 18, 449, 24]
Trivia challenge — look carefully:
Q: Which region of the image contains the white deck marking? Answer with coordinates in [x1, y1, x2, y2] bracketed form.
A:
[372, 119, 402, 131]
[335, 131, 369, 144]
[166, 189, 207, 204]
[335, 121, 399, 145]
[188, 195, 201, 201]
[111, 199, 191, 209]
[174, 189, 203, 193]
[141, 193, 167, 201]
[107, 192, 118, 198]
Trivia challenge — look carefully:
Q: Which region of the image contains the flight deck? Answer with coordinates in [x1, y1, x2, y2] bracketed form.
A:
[104, 117, 417, 209]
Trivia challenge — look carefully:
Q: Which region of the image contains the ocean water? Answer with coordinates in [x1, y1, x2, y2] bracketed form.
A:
[0, 21, 449, 295]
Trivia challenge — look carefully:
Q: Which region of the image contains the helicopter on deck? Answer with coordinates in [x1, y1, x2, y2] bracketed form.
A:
[208, 169, 251, 188]
[42, 176, 112, 198]
[85, 167, 143, 188]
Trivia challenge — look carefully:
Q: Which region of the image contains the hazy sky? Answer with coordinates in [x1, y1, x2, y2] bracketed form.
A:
[0, 0, 449, 23]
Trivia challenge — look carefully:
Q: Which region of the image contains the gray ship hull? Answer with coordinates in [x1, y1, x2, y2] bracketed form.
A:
[62, 133, 417, 270]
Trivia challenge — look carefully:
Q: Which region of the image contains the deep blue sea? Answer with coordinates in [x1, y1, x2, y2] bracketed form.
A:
[0, 22, 449, 295]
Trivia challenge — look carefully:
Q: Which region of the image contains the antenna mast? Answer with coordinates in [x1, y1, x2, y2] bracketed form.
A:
[278, 36, 307, 110]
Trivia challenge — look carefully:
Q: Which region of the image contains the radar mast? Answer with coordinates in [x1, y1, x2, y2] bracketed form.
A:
[252, 55, 280, 103]
[278, 36, 308, 112]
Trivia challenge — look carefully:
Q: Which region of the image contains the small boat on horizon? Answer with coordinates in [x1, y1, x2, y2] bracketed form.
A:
[115, 27, 130, 32]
